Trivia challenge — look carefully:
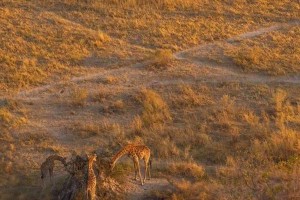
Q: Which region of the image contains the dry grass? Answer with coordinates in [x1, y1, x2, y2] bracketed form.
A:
[1, 1, 300, 200]
[149, 49, 174, 70]
[70, 86, 89, 106]
[136, 89, 172, 128]
[226, 25, 300, 75]
[0, 1, 149, 92]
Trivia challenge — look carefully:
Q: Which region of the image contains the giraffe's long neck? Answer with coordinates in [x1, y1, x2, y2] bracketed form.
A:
[51, 155, 66, 165]
[111, 146, 131, 166]
[88, 161, 95, 178]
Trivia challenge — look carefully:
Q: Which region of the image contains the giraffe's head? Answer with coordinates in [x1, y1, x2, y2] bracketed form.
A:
[88, 154, 97, 163]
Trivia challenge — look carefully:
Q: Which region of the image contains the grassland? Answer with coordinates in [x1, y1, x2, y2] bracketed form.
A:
[1, 0, 300, 200]
[225, 24, 300, 75]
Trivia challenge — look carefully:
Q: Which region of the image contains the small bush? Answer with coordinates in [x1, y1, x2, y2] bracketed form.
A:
[169, 162, 205, 180]
[104, 100, 125, 114]
[70, 87, 88, 106]
[174, 85, 212, 107]
[130, 115, 143, 135]
[0, 108, 13, 125]
[104, 76, 119, 84]
[137, 89, 172, 128]
[151, 49, 173, 69]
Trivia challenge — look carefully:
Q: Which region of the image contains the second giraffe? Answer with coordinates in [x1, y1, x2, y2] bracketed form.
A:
[110, 144, 151, 185]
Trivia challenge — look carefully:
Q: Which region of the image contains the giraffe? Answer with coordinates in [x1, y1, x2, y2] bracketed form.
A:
[86, 154, 97, 200]
[40, 155, 67, 187]
[110, 144, 151, 185]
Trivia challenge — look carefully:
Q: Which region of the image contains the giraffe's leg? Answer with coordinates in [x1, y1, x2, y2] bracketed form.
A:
[143, 159, 148, 183]
[91, 187, 96, 200]
[148, 160, 151, 180]
[41, 167, 47, 189]
[86, 189, 89, 200]
[134, 156, 143, 185]
[49, 168, 54, 189]
[133, 158, 138, 180]
[42, 177, 46, 190]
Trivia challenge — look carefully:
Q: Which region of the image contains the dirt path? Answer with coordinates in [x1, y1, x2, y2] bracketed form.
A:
[16, 21, 300, 100]
[123, 176, 171, 200]
[174, 20, 300, 84]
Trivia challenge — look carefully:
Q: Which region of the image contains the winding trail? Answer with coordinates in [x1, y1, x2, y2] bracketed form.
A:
[174, 20, 300, 84]
[16, 21, 300, 99]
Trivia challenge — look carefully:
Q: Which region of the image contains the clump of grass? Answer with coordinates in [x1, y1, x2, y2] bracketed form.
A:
[0, 103, 27, 128]
[0, 108, 13, 126]
[170, 179, 223, 200]
[96, 31, 111, 43]
[130, 115, 143, 135]
[104, 76, 119, 84]
[173, 84, 212, 107]
[68, 122, 100, 138]
[169, 162, 205, 180]
[225, 26, 300, 75]
[1, 56, 46, 89]
[136, 89, 172, 128]
[91, 87, 113, 103]
[70, 87, 88, 106]
[104, 100, 126, 114]
[252, 127, 300, 163]
[150, 49, 173, 69]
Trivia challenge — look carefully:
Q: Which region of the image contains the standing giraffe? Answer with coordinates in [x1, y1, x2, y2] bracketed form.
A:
[86, 154, 97, 200]
[110, 144, 151, 185]
[40, 155, 67, 187]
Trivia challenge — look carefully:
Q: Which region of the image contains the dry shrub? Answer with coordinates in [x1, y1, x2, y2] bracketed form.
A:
[1, 57, 46, 89]
[173, 85, 212, 107]
[170, 179, 224, 200]
[237, 154, 300, 200]
[169, 162, 205, 180]
[212, 95, 238, 131]
[150, 49, 173, 69]
[91, 87, 112, 103]
[272, 89, 295, 129]
[104, 100, 126, 114]
[67, 122, 100, 138]
[104, 76, 119, 84]
[70, 87, 88, 106]
[0, 108, 13, 126]
[130, 115, 143, 135]
[216, 156, 238, 179]
[197, 133, 212, 146]
[251, 126, 300, 163]
[137, 89, 172, 128]
[97, 120, 125, 144]
[152, 137, 180, 158]
[267, 128, 300, 162]
[243, 111, 260, 126]
[93, 31, 111, 47]
[273, 89, 288, 113]
[220, 95, 235, 112]
[0, 104, 27, 128]
[98, 0, 201, 10]
[226, 26, 300, 75]
[111, 100, 125, 111]
[195, 141, 228, 164]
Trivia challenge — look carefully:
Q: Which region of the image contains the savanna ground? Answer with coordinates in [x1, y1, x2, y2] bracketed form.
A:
[0, 0, 300, 199]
